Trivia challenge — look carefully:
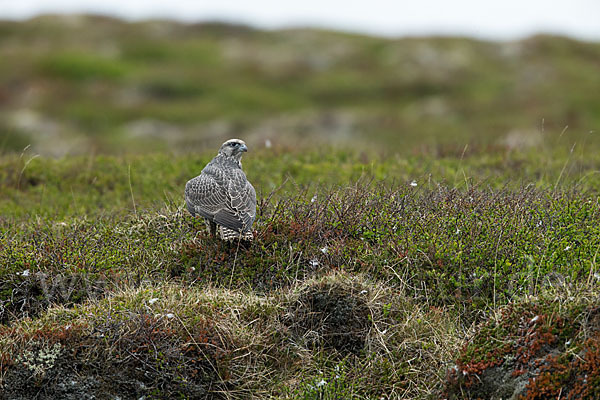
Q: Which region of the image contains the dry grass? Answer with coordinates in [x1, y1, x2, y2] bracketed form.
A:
[0, 272, 468, 398]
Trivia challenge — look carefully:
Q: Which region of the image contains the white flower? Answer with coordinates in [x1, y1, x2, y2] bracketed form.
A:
[148, 298, 159, 305]
[165, 313, 175, 319]
[410, 180, 418, 187]
[311, 194, 317, 203]
[360, 290, 368, 295]
[564, 245, 571, 251]
[21, 269, 30, 277]
[320, 246, 328, 254]
[455, 228, 461, 235]
[316, 379, 327, 387]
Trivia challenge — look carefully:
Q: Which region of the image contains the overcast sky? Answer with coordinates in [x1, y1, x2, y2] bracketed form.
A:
[1, 0, 599, 40]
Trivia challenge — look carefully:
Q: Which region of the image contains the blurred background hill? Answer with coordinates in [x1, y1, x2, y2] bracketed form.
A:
[0, 14, 599, 156]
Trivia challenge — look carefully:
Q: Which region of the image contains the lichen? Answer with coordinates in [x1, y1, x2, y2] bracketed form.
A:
[15, 342, 62, 380]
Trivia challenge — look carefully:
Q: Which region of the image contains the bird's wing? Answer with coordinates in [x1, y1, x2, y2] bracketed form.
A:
[213, 169, 256, 232]
[185, 166, 228, 220]
[186, 166, 256, 233]
[225, 169, 256, 232]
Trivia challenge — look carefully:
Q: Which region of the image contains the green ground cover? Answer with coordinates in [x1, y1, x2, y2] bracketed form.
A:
[0, 145, 599, 398]
[1, 15, 600, 399]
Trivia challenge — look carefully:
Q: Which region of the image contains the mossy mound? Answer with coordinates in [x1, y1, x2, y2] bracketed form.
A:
[1, 313, 226, 399]
[443, 297, 600, 399]
[283, 278, 372, 355]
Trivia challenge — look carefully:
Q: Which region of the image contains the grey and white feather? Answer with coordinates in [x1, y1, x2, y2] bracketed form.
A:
[185, 139, 256, 241]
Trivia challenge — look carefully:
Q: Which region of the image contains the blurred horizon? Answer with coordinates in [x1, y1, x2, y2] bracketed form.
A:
[2, 0, 600, 41]
[0, 14, 599, 157]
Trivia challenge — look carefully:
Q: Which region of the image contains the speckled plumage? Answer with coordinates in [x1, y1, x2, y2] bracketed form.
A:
[185, 139, 256, 241]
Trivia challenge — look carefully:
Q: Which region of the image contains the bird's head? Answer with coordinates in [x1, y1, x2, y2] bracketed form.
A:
[219, 139, 248, 159]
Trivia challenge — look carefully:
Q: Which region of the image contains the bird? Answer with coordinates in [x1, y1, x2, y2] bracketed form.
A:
[185, 139, 256, 241]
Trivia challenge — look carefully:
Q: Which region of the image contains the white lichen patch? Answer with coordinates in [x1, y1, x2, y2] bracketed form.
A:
[15, 342, 62, 379]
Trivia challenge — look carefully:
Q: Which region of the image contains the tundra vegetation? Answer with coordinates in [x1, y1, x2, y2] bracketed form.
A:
[1, 15, 600, 399]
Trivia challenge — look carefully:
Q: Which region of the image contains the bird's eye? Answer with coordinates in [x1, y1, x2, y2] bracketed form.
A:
[231, 142, 238, 147]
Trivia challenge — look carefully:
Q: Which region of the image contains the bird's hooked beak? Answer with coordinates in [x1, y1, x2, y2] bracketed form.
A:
[239, 143, 248, 152]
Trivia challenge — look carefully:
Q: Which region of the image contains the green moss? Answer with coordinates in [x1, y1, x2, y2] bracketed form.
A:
[445, 298, 600, 399]
[37, 52, 132, 81]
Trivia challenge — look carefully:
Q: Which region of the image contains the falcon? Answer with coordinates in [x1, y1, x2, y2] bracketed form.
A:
[185, 139, 256, 241]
